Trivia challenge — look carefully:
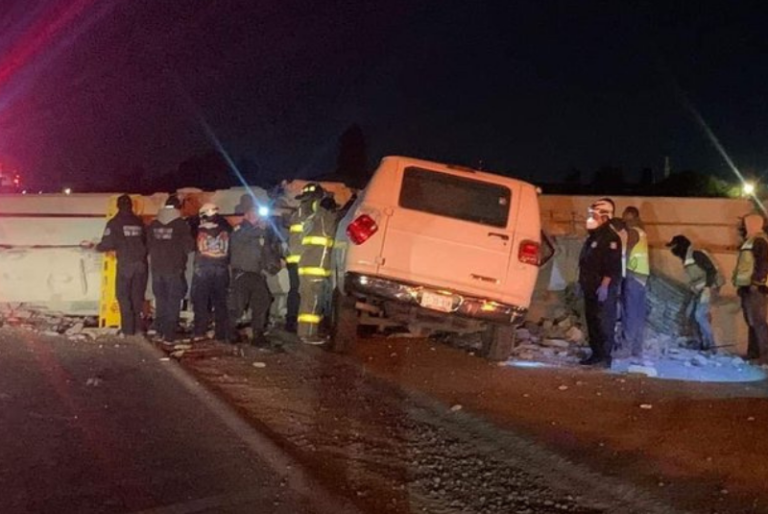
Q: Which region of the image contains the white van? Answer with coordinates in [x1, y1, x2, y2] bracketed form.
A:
[331, 156, 546, 360]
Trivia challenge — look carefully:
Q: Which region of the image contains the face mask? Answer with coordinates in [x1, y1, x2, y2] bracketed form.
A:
[586, 210, 600, 230]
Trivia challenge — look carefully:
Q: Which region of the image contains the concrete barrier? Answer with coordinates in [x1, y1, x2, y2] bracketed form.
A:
[0, 191, 758, 353]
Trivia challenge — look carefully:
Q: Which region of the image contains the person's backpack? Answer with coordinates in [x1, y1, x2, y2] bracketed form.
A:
[697, 249, 725, 290]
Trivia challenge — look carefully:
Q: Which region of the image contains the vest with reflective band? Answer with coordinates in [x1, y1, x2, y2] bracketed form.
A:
[298, 207, 338, 277]
[287, 202, 313, 264]
[627, 227, 650, 276]
[733, 233, 768, 287]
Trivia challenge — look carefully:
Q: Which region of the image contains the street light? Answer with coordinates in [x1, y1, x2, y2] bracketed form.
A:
[743, 182, 756, 196]
[63, 187, 72, 195]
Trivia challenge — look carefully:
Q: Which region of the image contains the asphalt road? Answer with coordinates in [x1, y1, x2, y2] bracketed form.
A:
[0, 328, 357, 514]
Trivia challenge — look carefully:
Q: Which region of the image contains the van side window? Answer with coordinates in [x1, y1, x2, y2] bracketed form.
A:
[399, 167, 511, 228]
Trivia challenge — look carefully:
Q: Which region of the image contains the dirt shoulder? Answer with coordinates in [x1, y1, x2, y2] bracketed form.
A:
[174, 335, 768, 513]
[352, 337, 768, 513]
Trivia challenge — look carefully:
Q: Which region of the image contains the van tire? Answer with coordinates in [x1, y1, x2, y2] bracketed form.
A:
[481, 324, 515, 361]
[330, 291, 357, 354]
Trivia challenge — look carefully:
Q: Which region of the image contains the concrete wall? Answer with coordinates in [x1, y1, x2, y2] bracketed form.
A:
[0, 183, 351, 315]
[538, 195, 758, 352]
[0, 188, 272, 313]
[0, 191, 758, 352]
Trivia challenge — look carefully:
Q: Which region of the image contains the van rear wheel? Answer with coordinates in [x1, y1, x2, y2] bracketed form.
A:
[481, 324, 515, 361]
[330, 290, 357, 354]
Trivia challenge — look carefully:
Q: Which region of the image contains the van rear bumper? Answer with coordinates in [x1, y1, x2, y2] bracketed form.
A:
[344, 273, 527, 325]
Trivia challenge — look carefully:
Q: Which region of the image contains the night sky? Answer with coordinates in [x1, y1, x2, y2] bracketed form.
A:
[0, 0, 766, 191]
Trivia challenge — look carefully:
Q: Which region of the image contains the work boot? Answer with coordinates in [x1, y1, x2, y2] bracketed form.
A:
[251, 332, 270, 348]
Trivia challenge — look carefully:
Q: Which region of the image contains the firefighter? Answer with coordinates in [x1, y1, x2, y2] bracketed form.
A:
[621, 206, 650, 359]
[191, 202, 232, 342]
[666, 234, 720, 351]
[147, 195, 195, 344]
[578, 198, 623, 367]
[95, 194, 148, 337]
[296, 184, 339, 344]
[228, 206, 282, 346]
[284, 183, 317, 333]
[732, 213, 768, 362]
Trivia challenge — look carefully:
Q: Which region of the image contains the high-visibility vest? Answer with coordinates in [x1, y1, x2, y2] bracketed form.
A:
[298, 207, 338, 278]
[733, 233, 768, 287]
[627, 227, 650, 276]
[286, 202, 313, 264]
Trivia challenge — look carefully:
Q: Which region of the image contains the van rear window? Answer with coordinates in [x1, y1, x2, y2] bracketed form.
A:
[399, 167, 511, 228]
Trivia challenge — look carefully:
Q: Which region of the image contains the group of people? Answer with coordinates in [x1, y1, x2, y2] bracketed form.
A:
[577, 197, 768, 367]
[92, 182, 341, 347]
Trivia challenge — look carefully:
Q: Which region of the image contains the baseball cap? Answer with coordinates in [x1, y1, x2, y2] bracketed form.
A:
[666, 234, 690, 248]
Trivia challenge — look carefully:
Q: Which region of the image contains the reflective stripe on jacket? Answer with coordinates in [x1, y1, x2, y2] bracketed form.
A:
[287, 202, 313, 264]
[298, 207, 338, 273]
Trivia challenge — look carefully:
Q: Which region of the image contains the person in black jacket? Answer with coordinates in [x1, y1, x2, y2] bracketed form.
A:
[147, 196, 195, 344]
[96, 194, 148, 336]
[228, 206, 282, 346]
[191, 202, 232, 342]
[578, 198, 623, 367]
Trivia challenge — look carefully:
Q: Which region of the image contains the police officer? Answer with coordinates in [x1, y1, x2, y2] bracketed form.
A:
[228, 205, 282, 346]
[621, 206, 650, 359]
[96, 194, 148, 337]
[296, 185, 339, 344]
[191, 202, 232, 342]
[578, 198, 622, 367]
[147, 195, 195, 344]
[284, 184, 318, 333]
[733, 213, 768, 363]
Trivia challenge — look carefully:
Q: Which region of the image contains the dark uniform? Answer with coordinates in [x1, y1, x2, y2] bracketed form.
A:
[147, 199, 195, 342]
[191, 210, 232, 341]
[228, 215, 282, 344]
[97, 194, 148, 336]
[578, 222, 623, 365]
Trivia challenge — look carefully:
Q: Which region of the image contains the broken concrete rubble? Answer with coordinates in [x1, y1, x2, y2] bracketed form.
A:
[503, 308, 765, 382]
[0, 307, 103, 340]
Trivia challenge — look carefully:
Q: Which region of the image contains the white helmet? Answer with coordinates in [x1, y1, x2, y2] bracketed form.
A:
[199, 202, 219, 218]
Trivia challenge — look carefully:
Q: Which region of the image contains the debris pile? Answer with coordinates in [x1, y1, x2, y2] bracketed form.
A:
[511, 309, 586, 364]
[0, 305, 108, 341]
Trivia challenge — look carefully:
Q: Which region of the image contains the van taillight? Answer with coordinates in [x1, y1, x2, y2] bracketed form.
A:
[518, 240, 540, 266]
[347, 214, 379, 245]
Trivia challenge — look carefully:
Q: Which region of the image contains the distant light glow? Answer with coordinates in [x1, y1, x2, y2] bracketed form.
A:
[63, 187, 72, 195]
[258, 206, 270, 217]
[676, 83, 767, 214]
[743, 182, 756, 196]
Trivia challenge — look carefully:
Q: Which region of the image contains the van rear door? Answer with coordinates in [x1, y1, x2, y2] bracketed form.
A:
[379, 166, 517, 299]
